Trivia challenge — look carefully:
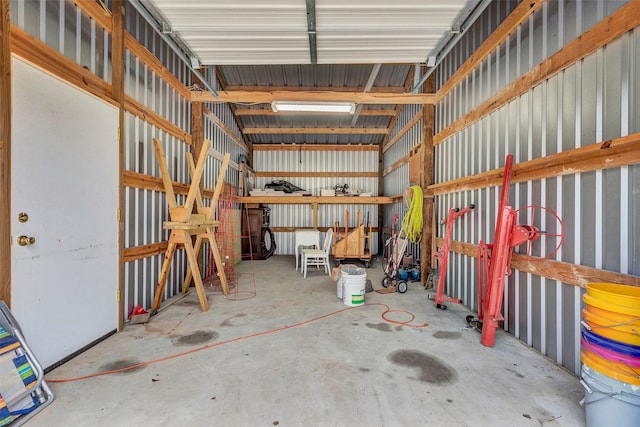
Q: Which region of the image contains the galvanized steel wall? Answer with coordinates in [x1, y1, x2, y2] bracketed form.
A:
[434, 0, 636, 375]
[382, 104, 424, 259]
[122, 4, 194, 315]
[253, 149, 379, 256]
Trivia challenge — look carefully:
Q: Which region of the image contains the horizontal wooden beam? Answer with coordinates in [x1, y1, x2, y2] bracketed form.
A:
[271, 226, 380, 233]
[382, 152, 412, 177]
[124, 32, 191, 100]
[224, 85, 405, 93]
[430, 133, 640, 195]
[11, 25, 117, 108]
[435, 0, 544, 101]
[236, 196, 395, 204]
[253, 144, 378, 151]
[124, 170, 215, 199]
[125, 95, 191, 144]
[191, 90, 437, 105]
[438, 238, 640, 288]
[124, 241, 169, 263]
[234, 108, 397, 117]
[243, 127, 389, 135]
[254, 171, 378, 178]
[75, 0, 112, 32]
[434, 0, 640, 145]
[203, 106, 248, 152]
[382, 110, 422, 153]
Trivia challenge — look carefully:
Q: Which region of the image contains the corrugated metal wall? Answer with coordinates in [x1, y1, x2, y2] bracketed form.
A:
[253, 150, 379, 256]
[383, 104, 423, 259]
[122, 4, 193, 314]
[433, 0, 637, 375]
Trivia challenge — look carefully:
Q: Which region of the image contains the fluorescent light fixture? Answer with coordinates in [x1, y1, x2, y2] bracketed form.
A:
[271, 101, 356, 114]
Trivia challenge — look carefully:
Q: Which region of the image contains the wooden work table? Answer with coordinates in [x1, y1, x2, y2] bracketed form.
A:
[235, 196, 397, 229]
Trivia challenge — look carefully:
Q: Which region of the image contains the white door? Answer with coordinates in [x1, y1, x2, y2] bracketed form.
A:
[10, 58, 119, 369]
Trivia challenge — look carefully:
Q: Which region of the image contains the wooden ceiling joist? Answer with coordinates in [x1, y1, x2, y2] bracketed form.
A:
[191, 90, 436, 105]
[243, 127, 389, 135]
[234, 108, 397, 117]
[224, 85, 405, 93]
[253, 144, 378, 151]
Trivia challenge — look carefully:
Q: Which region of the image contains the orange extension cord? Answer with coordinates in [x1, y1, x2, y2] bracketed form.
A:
[47, 303, 428, 383]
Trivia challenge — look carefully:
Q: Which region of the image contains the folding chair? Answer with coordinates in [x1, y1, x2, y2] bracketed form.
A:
[0, 302, 54, 426]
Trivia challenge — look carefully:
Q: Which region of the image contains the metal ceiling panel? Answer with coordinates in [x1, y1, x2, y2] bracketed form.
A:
[145, 0, 477, 65]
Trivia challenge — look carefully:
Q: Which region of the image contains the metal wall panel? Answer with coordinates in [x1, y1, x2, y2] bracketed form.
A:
[253, 149, 379, 256]
[433, 0, 635, 375]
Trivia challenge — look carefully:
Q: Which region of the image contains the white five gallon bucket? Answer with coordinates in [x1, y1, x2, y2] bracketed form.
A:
[341, 267, 366, 306]
[581, 364, 640, 427]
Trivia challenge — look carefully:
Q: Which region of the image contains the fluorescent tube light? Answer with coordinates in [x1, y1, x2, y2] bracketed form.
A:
[271, 101, 356, 114]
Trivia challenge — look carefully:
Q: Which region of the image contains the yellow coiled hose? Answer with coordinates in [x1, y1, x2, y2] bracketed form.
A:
[402, 185, 423, 243]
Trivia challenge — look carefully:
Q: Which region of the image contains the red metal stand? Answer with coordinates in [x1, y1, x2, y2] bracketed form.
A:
[472, 154, 564, 347]
[430, 204, 475, 309]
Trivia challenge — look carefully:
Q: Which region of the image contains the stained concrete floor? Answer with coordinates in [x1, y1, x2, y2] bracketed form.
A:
[33, 256, 585, 426]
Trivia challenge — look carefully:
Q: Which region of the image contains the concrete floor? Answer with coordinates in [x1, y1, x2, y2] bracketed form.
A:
[33, 256, 585, 426]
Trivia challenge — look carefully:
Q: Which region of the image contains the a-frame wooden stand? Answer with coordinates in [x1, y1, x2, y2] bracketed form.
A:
[151, 138, 230, 312]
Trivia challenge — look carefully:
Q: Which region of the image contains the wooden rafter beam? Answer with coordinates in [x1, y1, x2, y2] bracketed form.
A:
[439, 239, 640, 288]
[203, 106, 248, 151]
[435, 0, 640, 145]
[234, 108, 397, 117]
[255, 171, 378, 178]
[224, 85, 405, 93]
[436, 0, 545, 102]
[430, 133, 640, 195]
[191, 90, 436, 105]
[243, 127, 389, 135]
[253, 144, 378, 151]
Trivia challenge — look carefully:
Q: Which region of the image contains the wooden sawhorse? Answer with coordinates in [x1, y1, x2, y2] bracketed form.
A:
[151, 138, 230, 312]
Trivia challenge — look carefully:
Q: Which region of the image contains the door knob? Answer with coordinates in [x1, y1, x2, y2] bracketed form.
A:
[17, 235, 36, 246]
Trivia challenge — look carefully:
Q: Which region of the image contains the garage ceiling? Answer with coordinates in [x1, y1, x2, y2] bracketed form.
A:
[146, 0, 477, 65]
[142, 0, 483, 146]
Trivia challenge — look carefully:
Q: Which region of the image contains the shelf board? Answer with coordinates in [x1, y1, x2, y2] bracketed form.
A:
[236, 196, 395, 204]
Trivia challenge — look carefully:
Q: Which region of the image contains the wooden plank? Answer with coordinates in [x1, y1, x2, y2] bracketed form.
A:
[270, 226, 380, 233]
[125, 95, 191, 143]
[11, 25, 117, 108]
[236, 196, 395, 204]
[254, 171, 378, 178]
[111, 0, 125, 330]
[123, 241, 169, 263]
[243, 127, 389, 135]
[437, 238, 640, 288]
[203, 105, 248, 151]
[124, 32, 191, 100]
[421, 74, 435, 279]
[436, 0, 544, 101]
[434, 0, 640, 145]
[74, 0, 112, 32]
[382, 152, 412, 176]
[191, 90, 437, 105]
[382, 110, 422, 153]
[123, 170, 218, 199]
[430, 133, 640, 195]
[235, 108, 397, 117]
[0, 0, 11, 305]
[253, 144, 378, 151]
[223, 85, 405, 93]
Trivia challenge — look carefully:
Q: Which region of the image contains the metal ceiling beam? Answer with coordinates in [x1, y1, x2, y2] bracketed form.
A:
[306, 0, 317, 64]
[191, 90, 436, 105]
[350, 63, 382, 126]
[128, 0, 218, 97]
[411, 0, 492, 94]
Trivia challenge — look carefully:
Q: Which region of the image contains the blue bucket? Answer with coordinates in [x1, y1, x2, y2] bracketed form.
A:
[582, 328, 640, 357]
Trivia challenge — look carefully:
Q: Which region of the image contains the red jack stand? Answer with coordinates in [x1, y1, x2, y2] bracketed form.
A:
[429, 204, 475, 309]
[468, 154, 564, 347]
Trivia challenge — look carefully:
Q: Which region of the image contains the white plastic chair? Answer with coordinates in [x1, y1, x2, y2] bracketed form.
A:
[302, 228, 333, 278]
